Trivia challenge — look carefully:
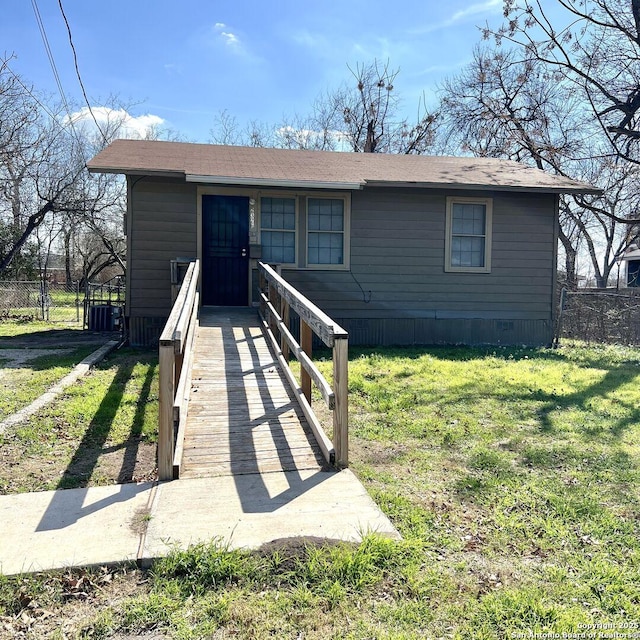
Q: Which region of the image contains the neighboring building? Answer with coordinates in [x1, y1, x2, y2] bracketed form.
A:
[88, 140, 599, 347]
[619, 244, 640, 287]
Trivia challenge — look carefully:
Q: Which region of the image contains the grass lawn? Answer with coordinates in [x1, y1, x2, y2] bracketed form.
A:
[0, 319, 82, 338]
[0, 346, 99, 423]
[0, 347, 158, 493]
[1, 342, 640, 638]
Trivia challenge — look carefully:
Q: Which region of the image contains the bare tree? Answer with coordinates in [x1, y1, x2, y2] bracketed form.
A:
[488, 0, 640, 164]
[210, 60, 439, 154]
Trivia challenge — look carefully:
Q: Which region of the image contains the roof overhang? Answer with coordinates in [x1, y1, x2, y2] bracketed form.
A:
[363, 180, 603, 195]
[86, 165, 184, 179]
[185, 174, 364, 190]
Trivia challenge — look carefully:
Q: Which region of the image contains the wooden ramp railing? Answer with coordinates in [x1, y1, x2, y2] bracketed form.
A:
[158, 259, 199, 480]
[258, 262, 349, 468]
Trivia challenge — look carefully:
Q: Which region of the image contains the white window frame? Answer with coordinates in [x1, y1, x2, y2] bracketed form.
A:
[445, 196, 493, 273]
[305, 194, 351, 270]
[259, 194, 298, 267]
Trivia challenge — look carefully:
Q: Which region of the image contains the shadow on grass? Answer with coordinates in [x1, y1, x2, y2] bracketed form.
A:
[118, 360, 156, 483]
[56, 351, 156, 490]
[0, 327, 118, 348]
[56, 359, 136, 490]
[350, 345, 640, 441]
[27, 347, 97, 371]
[534, 365, 640, 437]
[347, 343, 640, 370]
[36, 351, 157, 530]
[346, 345, 568, 364]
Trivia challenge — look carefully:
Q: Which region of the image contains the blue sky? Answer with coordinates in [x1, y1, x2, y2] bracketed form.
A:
[2, 0, 508, 142]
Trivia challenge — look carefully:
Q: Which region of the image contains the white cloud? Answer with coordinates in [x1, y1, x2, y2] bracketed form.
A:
[220, 31, 240, 46]
[291, 29, 326, 49]
[68, 107, 165, 140]
[448, 0, 501, 23]
[275, 126, 351, 151]
[214, 22, 241, 48]
[164, 63, 183, 75]
[412, 0, 502, 33]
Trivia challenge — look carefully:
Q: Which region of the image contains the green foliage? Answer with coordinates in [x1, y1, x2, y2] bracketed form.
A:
[0, 345, 97, 422]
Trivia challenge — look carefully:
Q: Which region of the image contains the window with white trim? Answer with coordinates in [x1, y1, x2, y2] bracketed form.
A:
[445, 197, 492, 273]
[307, 197, 346, 266]
[260, 197, 296, 264]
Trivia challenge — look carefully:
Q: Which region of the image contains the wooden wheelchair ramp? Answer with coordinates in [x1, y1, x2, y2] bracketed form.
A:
[179, 307, 326, 479]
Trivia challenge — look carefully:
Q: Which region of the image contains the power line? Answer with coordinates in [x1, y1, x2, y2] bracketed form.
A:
[57, 0, 110, 146]
[29, 0, 89, 152]
[31, 0, 72, 119]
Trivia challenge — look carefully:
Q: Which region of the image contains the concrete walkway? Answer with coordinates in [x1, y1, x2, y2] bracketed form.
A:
[0, 469, 400, 576]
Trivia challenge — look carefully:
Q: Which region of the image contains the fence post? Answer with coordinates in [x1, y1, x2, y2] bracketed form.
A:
[553, 287, 568, 348]
[333, 336, 348, 468]
[75, 281, 80, 323]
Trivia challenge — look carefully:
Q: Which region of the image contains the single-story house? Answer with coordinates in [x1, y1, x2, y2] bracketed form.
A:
[87, 139, 598, 347]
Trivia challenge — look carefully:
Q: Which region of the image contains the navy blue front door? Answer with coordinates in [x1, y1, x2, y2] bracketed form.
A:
[202, 195, 249, 306]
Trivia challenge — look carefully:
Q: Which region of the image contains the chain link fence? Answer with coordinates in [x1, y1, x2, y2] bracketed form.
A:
[556, 288, 640, 345]
[0, 280, 81, 323]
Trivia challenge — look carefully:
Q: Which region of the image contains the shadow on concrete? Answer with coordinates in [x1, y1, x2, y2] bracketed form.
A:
[35, 482, 154, 532]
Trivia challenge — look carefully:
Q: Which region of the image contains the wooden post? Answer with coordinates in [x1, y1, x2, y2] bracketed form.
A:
[333, 337, 348, 468]
[300, 319, 312, 403]
[158, 342, 175, 480]
[259, 268, 266, 318]
[268, 284, 277, 335]
[280, 298, 290, 361]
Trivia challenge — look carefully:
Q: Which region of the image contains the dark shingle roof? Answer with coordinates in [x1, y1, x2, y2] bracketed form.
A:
[87, 139, 600, 194]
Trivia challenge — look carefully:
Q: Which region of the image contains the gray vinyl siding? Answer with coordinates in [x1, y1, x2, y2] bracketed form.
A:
[127, 177, 197, 330]
[281, 187, 557, 345]
[126, 180, 557, 346]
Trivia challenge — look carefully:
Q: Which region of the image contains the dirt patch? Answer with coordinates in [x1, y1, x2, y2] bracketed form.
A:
[0, 566, 150, 639]
[0, 433, 157, 494]
[0, 348, 76, 369]
[0, 329, 120, 349]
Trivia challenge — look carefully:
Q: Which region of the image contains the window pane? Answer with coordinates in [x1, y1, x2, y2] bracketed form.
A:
[261, 197, 296, 230]
[320, 212, 332, 231]
[283, 212, 295, 230]
[309, 198, 344, 231]
[308, 212, 320, 231]
[451, 235, 484, 267]
[262, 230, 295, 263]
[452, 202, 485, 236]
[308, 232, 343, 264]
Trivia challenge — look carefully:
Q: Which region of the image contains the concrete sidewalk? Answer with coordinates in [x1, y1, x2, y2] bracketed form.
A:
[0, 469, 400, 576]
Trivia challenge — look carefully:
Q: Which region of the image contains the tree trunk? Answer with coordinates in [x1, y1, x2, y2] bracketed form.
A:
[558, 227, 578, 289]
[0, 201, 53, 274]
